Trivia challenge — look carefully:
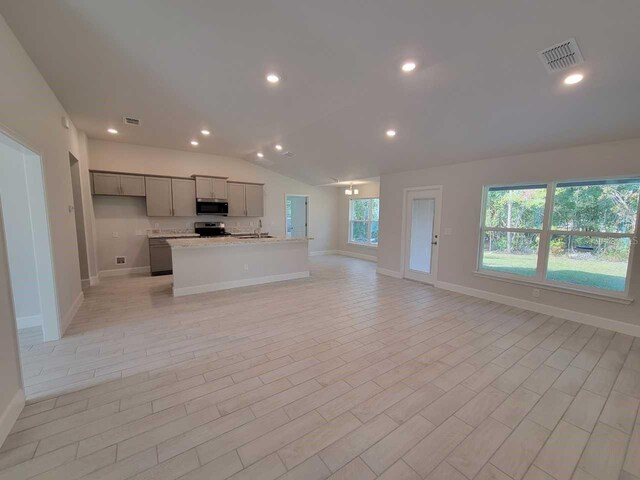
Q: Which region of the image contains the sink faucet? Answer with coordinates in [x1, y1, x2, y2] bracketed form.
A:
[255, 219, 262, 236]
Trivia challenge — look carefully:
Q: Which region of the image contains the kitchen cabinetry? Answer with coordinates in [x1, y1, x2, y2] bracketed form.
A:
[194, 176, 228, 200]
[171, 179, 196, 217]
[92, 172, 145, 196]
[227, 182, 264, 217]
[145, 177, 173, 216]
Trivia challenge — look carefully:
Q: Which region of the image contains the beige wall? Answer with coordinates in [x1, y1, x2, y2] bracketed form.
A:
[337, 182, 380, 261]
[0, 14, 92, 336]
[88, 140, 339, 273]
[378, 138, 640, 329]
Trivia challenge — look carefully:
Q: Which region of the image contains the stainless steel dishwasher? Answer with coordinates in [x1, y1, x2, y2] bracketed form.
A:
[149, 238, 173, 275]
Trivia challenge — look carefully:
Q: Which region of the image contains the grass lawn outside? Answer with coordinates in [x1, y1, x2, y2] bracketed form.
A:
[481, 252, 627, 292]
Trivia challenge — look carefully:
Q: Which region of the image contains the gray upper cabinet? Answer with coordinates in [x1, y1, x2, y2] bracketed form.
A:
[92, 172, 121, 195]
[227, 182, 264, 217]
[119, 175, 146, 196]
[171, 178, 196, 217]
[195, 176, 227, 200]
[227, 182, 246, 217]
[92, 172, 145, 196]
[145, 177, 173, 217]
[213, 178, 228, 200]
[245, 184, 264, 217]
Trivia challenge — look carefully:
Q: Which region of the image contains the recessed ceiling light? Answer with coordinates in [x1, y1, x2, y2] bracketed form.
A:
[386, 129, 397, 138]
[107, 128, 118, 134]
[201, 129, 210, 136]
[275, 144, 283, 151]
[190, 140, 199, 146]
[401, 61, 417, 73]
[266, 73, 280, 84]
[564, 73, 584, 85]
[257, 152, 264, 158]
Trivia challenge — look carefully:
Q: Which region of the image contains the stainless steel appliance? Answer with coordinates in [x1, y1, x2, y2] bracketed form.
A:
[194, 222, 229, 237]
[149, 238, 173, 276]
[196, 199, 228, 216]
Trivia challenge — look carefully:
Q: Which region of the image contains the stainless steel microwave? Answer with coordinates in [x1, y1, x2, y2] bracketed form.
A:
[196, 199, 228, 216]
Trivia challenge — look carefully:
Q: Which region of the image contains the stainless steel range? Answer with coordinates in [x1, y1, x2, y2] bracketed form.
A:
[194, 222, 230, 237]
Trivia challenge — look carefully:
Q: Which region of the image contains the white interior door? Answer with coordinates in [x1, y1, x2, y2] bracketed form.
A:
[286, 195, 308, 238]
[403, 188, 442, 284]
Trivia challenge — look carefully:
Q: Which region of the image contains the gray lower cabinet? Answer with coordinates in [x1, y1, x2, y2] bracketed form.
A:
[145, 177, 173, 216]
[149, 238, 172, 275]
[171, 179, 196, 216]
[92, 172, 145, 196]
[227, 182, 263, 217]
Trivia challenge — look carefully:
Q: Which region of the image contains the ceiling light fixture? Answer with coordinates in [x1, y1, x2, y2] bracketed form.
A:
[107, 128, 118, 134]
[564, 73, 584, 85]
[266, 73, 280, 84]
[344, 184, 359, 196]
[401, 61, 417, 73]
[190, 140, 199, 146]
[386, 129, 397, 138]
[257, 152, 264, 158]
[201, 129, 210, 136]
[275, 144, 283, 151]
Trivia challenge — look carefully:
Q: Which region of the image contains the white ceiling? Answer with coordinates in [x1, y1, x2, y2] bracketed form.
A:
[1, 0, 640, 185]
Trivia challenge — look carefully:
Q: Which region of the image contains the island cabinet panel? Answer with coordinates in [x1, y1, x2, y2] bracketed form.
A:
[92, 172, 121, 195]
[227, 182, 247, 216]
[245, 184, 264, 217]
[145, 177, 173, 217]
[119, 175, 146, 196]
[171, 179, 196, 217]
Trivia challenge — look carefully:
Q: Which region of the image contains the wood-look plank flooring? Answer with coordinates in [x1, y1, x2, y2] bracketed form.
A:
[2, 255, 639, 480]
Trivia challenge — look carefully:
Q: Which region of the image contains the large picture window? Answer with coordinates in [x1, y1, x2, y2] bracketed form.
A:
[479, 178, 640, 296]
[349, 198, 379, 246]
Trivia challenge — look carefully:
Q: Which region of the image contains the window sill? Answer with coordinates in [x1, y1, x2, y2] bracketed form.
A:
[473, 270, 634, 305]
[347, 242, 378, 248]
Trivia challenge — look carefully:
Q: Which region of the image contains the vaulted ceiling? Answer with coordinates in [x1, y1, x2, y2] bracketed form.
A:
[1, 0, 639, 185]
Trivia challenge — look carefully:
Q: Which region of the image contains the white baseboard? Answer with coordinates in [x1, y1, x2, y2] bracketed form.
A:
[336, 250, 377, 262]
[0, 389, 25, 447]
[376, 267, 403, 279]
[309, 250, 339, 256]
[98, 266, 150, 278]
[17, 314, 42, 329]
[89, 276, 99, 286]
[173, 271, 310, 297]
[61, 291, 84, 335]
[435, 280, 640, 337]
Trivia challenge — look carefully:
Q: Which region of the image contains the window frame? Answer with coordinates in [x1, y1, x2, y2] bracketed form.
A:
[476, 177, 640, 300]
[348, 197, 379, 247]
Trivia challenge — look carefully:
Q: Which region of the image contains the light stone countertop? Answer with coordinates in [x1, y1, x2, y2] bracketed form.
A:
[147, 232, 201, 239]
[167, 236, 310, 248]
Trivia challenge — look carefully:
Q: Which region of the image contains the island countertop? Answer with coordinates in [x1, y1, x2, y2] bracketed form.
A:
[166, 236, 310, 248]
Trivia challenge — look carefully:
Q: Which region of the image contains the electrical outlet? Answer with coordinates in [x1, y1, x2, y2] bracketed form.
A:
[112, 232, 119, 238]
[532, 288, 540, 298]
[154, 223, 160, 229]
[243, 263, 249, 271]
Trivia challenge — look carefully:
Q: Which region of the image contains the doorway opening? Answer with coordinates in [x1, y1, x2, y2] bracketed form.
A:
[402, 186, 442, 284]
[285, 194, 309, 238]
[0, 130, 60, 351]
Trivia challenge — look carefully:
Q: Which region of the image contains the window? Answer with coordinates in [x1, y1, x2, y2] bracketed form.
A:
[479, 178, 640, 296]
[349, 198, 379, 246]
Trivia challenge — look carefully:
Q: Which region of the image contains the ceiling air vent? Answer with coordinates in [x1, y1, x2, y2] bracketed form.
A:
[123, 116, 141, 126]
[538, 38, 584, 73]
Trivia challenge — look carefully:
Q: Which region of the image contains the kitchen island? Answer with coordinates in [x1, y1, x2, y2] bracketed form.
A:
[167, 236, 309, 296]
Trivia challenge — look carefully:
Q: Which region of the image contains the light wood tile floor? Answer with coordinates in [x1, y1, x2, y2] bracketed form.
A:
[3, 255, 639, 480]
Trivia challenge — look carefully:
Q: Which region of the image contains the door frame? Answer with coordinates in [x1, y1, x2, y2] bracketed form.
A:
[0, 123, 61, 341]
[400, 185, 443, 284]
[284, 194, 309, 238]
